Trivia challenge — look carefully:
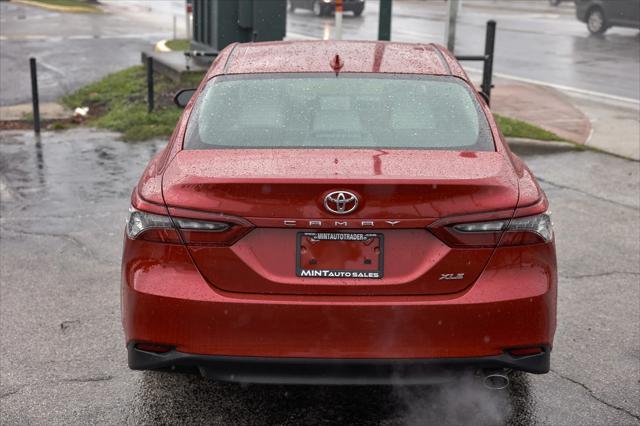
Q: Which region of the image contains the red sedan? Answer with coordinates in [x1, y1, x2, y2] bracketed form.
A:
[122, 40, 556, 386]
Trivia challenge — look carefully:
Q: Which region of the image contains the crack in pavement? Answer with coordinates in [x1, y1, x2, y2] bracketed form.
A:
[0, 375, 114, 399]
[537, 177, 639, 211]
[561, 271, 640, 279]
[62, 375, 113, 383]
[551, 369, 640, 422]
[0, 388, 21, 399]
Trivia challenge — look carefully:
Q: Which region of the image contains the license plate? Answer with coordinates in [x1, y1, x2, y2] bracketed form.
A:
[296, 232, 384, 279]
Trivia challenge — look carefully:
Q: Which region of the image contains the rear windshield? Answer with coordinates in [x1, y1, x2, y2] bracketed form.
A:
[184, 73, 494, 151]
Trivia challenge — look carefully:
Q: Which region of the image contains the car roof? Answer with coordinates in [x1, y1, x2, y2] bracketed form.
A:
[207, 40, 470, 81]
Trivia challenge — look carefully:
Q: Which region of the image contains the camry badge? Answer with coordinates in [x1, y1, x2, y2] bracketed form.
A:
[324, 191, 359, 215]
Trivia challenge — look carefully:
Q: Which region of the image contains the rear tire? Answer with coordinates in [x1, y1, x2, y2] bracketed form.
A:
[289, 1, 295, 12]
[586, 7, 608, 34]
[353, 5, 364, 16]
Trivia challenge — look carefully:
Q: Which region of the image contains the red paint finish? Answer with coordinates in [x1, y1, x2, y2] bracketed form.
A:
[122, 238, 556, 359]
[122, 41, 557, 374]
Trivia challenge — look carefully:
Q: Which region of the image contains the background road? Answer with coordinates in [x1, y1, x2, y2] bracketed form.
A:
[1, 0, 639, 107]
[287, 0, 640, 101]
[0, 129, 638, 425]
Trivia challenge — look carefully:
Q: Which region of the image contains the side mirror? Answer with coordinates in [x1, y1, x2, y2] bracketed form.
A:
[174, 88, 196, 108]
[478, 91, 490, 105]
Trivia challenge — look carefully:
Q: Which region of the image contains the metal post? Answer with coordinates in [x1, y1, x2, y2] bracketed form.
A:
[173, 14, 177, 40]
[445, 0, 459, 52]
[29, 57, 41, 134]
[334, 0, 343, 40]
[186, 1, 192, 40]
[378, 0, 392, 41]
[481, 20, 496, 105]
[146, 56, 154, 113]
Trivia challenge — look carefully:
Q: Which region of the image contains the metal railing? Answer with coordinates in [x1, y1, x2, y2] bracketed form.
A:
[455, 20, 497, 105]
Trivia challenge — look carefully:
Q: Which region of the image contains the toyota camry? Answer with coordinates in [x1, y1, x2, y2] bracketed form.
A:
[122, 40, 557, 385]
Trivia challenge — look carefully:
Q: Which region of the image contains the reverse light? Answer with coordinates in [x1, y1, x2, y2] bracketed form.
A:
[173, 218, 230, 232]
[431, 213, 553, 247]
[453, 220, 507, 233]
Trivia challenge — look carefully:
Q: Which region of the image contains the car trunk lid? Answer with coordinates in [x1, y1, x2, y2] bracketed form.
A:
[162, 149, 518, 295]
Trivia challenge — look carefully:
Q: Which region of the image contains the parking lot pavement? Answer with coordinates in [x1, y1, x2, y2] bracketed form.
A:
[0, 2, 172, 106]
[0, 129, 638, 425]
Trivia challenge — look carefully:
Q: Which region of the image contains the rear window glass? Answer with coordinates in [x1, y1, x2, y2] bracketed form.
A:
[184, 73, 494, 151]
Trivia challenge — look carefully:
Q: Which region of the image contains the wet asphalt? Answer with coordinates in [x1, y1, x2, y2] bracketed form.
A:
[0, 129, 638, 425]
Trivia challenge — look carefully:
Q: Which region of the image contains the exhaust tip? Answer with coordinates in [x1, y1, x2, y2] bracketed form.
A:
[483, 372, 510, 390]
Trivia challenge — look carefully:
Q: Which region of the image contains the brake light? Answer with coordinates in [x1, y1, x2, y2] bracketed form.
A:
[125, 207, 252, 245]
[430, 213, 553, 247]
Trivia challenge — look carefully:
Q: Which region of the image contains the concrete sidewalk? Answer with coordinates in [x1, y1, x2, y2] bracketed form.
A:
[488, 79, 640, 160]
[491, 81, 592, 145]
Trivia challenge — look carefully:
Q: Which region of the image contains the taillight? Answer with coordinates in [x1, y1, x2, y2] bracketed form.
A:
[499, 214, 553, 246]
[431, 213, 553, 247]
[126, 207, 181, 243]
[125, 207, 252, 245]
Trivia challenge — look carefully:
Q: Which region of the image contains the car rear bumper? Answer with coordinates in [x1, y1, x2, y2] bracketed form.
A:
[128, 342, 550, 385]
[122, 240, 557, 380]
[322, 0, 365, 11]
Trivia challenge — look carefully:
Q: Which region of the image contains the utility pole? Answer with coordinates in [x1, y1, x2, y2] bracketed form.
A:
[185, 1, 192, 40]
[444, 0, 460, 52]
[378, 0, 392, 41]
[335, 0, 343, 40]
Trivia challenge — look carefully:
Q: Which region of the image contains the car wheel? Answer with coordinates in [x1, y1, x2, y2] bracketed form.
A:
[312, 0, 325, 17]
[353, 5, 364, 16]
[548, 0, 561, 6]
[289, 1, 295, 12]
[587, 7, 608, 34]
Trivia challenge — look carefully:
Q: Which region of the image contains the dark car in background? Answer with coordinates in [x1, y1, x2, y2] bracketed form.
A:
[575, 0, 640, 34]
[289, 0, 365, 16]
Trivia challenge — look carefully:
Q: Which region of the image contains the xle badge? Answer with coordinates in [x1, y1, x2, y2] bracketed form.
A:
[439, 273, 465, 281]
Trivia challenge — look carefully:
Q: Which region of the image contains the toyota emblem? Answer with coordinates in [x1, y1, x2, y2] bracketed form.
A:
[324, 191, 359, 215]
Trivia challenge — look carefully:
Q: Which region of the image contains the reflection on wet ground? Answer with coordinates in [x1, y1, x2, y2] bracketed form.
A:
[0, 129, 161, 206]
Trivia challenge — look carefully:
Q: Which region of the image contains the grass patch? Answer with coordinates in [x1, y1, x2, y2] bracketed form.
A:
[494, 114, 565, 142]
[62, 66, 204, 141]
[24, 0, 102, 12]
[165, 39, 190, 51]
